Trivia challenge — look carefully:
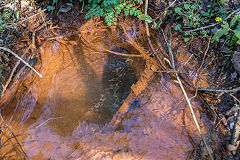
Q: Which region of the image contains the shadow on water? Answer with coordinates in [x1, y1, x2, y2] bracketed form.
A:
[98, 47, 138, 117]
[0, 20, 143, 158]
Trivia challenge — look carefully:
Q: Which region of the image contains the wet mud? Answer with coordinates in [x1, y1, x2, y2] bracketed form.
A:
[0, 19, 213, 160]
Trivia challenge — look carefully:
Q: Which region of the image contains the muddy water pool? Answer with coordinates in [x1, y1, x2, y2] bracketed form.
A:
[0, 20, 211, 160]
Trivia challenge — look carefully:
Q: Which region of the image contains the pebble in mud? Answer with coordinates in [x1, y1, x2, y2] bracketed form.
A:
[232, 51, 240, 74]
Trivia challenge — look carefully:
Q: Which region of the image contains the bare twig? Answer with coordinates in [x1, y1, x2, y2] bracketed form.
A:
[230, 94, 240, 104]
[0, 117, 62, 150]
[168, 0, 177, 8]
[0, 113, 30, 159]
[0, 47, 42, 78]
[190, 36, 211, 100]
[198, 86, 240, 93]
[144, 0, 167, 70]
[186, 8, 240, 32]
[177, 54, 194, 72]
[80, 0, 85, 13]
[161, 28, 214, 160]
[11, 9, 47, 27]
[153, 70, 183, 74]
[95, 49, 142, 57]
[2, 44, 32, 95]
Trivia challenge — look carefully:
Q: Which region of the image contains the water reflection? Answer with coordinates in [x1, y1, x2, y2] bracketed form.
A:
[0, 31, 141, 158]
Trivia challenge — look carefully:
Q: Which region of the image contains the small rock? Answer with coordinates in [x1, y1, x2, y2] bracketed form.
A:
[232, 51, 240, 74]
[211, 27, 218, 34]
[21, 1, 29, 8]
[221, 46, 230, 53]
[231, 72, 237, 79]
[5, 3, 16, 11]
[232, 0, 240, 9]
[58, 4, 72, 13]
[236, 46, 240, 52]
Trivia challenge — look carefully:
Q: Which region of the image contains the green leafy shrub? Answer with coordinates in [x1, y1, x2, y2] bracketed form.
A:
[0, 8, 19, 30]
[0, 7, 19, 45]
[84, 0, 143, 26]
[168, 0, 240, 51]
[212, 15, 240, 45]
[48, 0, 143, 26]
[171, 0, 232, 37]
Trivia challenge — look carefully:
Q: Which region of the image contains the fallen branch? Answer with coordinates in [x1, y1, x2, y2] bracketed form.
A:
[110, 62, 156, 126]
[96, 49, 142, 57]
[0, 47, 42, 78]
[161, 28, 214, 160]
[198, 86, 240, 93]
[2, 44, 33, 95]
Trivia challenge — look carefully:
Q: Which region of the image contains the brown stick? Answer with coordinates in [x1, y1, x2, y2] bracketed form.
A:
[110, 62, 156, 126]
[0, 113, 30, 159]
[2, 44, 33, 95]
[94, 49, 142, 57]
[161, 28, 214, 160]
[0, 47, 42, 78]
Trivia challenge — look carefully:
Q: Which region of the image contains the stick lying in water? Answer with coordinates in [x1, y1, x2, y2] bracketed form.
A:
[0, 117, 62, 150]
[0, 47, 42, 78]
[110, 62, 157, 126]
[0, 113, 30, 159]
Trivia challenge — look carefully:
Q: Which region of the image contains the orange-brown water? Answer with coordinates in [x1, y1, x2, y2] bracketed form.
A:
[0, 19, 211, 160]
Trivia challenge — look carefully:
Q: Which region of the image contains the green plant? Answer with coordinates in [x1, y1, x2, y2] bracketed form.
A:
[47, 0, 143, 26]
[137, 13, 164, 30]
[212, 15, 240, 45]
[0, 8, 19, 45]
[84, 0, 143, 26]
[171, 1, 232, 33]
[0, 9, 18, 30]
[166, 0, 240, 48]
